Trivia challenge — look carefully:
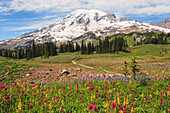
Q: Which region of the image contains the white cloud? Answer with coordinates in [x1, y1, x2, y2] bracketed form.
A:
[0, 0, 169, 16]
[0, 19, 8, 21]
[3, 18, 59, 31]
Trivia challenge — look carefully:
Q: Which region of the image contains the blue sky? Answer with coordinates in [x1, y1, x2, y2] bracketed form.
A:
[0, 0, 170, 41]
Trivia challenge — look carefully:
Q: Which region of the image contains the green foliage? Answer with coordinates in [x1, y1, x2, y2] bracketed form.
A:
[0, 76, 169, 112]
[122, 61, 129, 77]
[0, 57, 33, 84]
[130, 57, 140, 79]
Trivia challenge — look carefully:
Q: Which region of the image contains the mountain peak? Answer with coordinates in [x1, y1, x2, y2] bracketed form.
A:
[1, 10, 170, 49]
[70, 9, 107, 15]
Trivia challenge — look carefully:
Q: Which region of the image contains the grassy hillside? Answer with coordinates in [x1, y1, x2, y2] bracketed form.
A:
[76, 44, 170, 76]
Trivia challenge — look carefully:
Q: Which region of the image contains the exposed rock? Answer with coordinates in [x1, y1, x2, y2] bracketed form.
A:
[26, 74, 30, 77]
[153, 18, 170, 29]
[49, 69, 53, 71]
[75, 68, 82, 72]
[61, 69, 69, 74]
[71, 74, 77, 77]
[58, 74, 62, 77]
[119, 18, 132, 22]
[5, 71, 9, 75]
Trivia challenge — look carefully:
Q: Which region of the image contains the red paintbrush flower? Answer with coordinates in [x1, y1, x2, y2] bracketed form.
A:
[76, 88, 78, 93]
[160, 97, 163, 102]
[67, 93, 70, 97]
[132, 89, 134, 92]
[29, 104, 33, 108]
[56, 96, 58, 98]
[43, 99, 46, 102]
[98, 93, 100, 97]
[57, 99, 59, 102]
[88, 104, 93, 110]
[82, 92, 84, 95]
[93, 105, 98, 111]
[165, 91, 167, 96]
[41, 89, 45, 91]
[111, 103, 116, 109]
[79, 97, 82, 100]
[96, 89, 99, 92]
[123, 110, 126, 113]
[5, 96, 8, 99]
[160, 91, 162, 96]
[24, 84, 27, 88]
[52, 97, 55, 100]
[38, 101, 41, 104]
[130, 103, 134, 107]
[34, 93, 36, 97]
[123, 105, 127, 108]
[76, 84, 79, 87]
[61, 109, 64, 112]
[147, 100, 150, 104]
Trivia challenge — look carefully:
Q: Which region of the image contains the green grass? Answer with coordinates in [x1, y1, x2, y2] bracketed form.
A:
[0, 57, 33, 84]
[24, 55, 77, 63]
[74, 44, 170, 76]
[0, 76, 169, 112]
[130, 44, 170, 56]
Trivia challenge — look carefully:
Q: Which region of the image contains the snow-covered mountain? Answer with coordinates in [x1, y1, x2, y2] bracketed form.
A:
[0, 9, 170, 48]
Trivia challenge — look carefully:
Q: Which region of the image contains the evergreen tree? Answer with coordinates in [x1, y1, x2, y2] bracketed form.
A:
[91, 43, 95, 53]
[32, 40, 36, 58]
[99, 39, 102, 54]
[84, 43, 87, 54]
[44, 43, 49, 58]
[130, 57, 140, 80]
[114, 37, 118, 53]
[75, 42, 80, 51]
[53, 43, 57, 55]
[18, 48, 22, 59]
[96, 44, 99, 54]
[87, 42, 92, 54]
[123, 61, 129, 77]
[8, 50, 12, 58]
[81, 40, 85, 54]
[4, 49, 8, 57]
[0, 49, 2, 56]
[26, 47, 32, 60]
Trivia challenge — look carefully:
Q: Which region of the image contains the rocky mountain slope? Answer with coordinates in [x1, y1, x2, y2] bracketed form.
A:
[0, 9, 170, 49]
[153, 18, 170, 29]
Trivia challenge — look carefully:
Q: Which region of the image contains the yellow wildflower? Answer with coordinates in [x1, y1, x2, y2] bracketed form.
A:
[123, 97, 126, 106]
[18, 95, 22, 111]
[131, 106, 133, 112]
[109, 89, 112, 93]
[61, 100, 64, 105]
[114, 96, 116, 103]
[49, 103, 52, 109]
[150, 94, 152, 98]
[103, 101, 109, 108]
[117, 95, 120, 104]
[126, 96, 128, 105]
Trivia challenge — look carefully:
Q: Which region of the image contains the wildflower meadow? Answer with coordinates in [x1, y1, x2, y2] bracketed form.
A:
[0, 75, 169, 113]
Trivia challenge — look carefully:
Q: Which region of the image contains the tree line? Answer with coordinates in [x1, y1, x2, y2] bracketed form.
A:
[95, 37, 127, 54]
[0, 40, 57, 60]
[58, 37, 127, 54]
